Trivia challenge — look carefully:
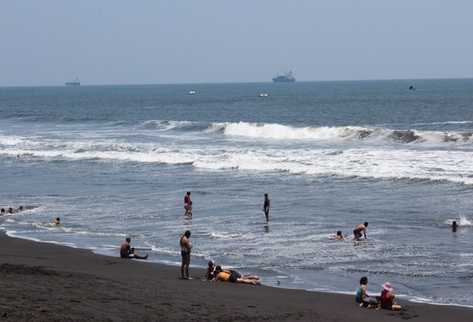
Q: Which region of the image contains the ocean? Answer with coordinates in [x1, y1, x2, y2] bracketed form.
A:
[1, 79, 472, 307]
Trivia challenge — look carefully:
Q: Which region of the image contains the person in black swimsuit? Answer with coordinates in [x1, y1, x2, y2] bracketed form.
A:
[263, 193, 270, 222]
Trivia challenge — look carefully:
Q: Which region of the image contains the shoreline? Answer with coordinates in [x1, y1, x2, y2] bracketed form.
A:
[1, 231, 472, 321]
[4, 228, 473, 310]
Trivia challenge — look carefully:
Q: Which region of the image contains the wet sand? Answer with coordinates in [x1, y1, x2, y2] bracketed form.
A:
[0, 232, 472, 322]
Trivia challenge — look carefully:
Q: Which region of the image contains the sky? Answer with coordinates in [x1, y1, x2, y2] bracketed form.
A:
[1, 0, 472, 86]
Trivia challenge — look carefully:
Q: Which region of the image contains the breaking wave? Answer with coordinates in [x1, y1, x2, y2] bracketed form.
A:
[207, 122, 473, 144]
[2, 120, 473, 185]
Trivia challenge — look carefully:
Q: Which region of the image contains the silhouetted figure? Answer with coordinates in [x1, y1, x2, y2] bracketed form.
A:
[263, 193, 270, 222]
[452, 221, 458, 232]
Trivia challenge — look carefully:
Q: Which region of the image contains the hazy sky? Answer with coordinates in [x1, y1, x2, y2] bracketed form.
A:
[1, 0, 472, 86]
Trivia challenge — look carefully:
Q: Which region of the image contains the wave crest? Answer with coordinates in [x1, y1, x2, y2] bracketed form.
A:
[208, 122, 473, 144]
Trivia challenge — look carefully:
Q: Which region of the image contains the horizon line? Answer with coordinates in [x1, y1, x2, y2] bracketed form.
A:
[1, 76, 472, 88]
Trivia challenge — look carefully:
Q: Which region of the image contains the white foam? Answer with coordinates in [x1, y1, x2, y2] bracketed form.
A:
[445, 216, 473, 226]
[141, 120, 193, 131]
[208, 122, 473, 144]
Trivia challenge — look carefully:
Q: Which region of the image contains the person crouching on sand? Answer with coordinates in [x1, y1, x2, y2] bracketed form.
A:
[206, 261, 216, 280]
[355, 276, 378, 308]
[379, 282, 401, 311]
[180, 230, 192, 279]
[120, 237, 148, 260]
[214, 266, 261, 285]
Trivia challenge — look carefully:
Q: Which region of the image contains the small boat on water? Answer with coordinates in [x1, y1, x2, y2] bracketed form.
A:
[258, 93, 269, 97]
[188, 90, 197, 95]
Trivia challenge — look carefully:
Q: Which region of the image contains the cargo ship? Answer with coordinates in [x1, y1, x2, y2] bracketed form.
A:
[272, 71, 295, 83]
[65, 78, 80, 86]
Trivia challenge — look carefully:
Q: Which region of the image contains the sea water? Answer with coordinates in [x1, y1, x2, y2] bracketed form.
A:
[1, 79, 473, 306]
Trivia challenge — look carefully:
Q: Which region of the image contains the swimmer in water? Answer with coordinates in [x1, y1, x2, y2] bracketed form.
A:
[353, 222, 368, 240]
[452, 221, 458, 232]
[335, 230, 344, 240]
[329, 231, 344, 240]
[53, 217, 61, 226]
[0, 208, 5, 215]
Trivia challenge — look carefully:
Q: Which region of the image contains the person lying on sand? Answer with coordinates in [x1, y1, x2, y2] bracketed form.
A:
[214, 266, 261, 285]
[379, 282, 402, 311]
[355, 276, 378, 308]
[353, 222, 368, 240]
[120, 237, 148, 260]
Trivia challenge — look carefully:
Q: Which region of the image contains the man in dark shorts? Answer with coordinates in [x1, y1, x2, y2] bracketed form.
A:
[353, 222, 368, 240]
[180, 230, 192, 279]
[263, 193, 270, 222]
[120, 237, 148, 260]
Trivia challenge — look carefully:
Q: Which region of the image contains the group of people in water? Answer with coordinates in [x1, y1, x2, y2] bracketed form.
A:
[330, 222, 369, 241]
[0, 206, 25, 215]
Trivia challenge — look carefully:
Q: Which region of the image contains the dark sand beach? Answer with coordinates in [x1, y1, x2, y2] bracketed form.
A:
[0, 233, 472, 321]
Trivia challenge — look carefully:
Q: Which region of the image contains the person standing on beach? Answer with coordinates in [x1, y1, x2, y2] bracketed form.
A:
[180, 230, 192, 279]
[184, 192, 192, 216]
[263, 193, 270, 222]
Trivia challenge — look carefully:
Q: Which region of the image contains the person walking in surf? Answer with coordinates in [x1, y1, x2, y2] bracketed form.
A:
[263, 193, 270, 222]
[184, 191, 192, 216]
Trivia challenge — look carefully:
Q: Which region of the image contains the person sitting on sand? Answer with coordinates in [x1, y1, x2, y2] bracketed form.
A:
[206, 261, 216, 280]
[214, 266, 261, 285]
[379, 282, 402, 311]
[353, 222, 368, 240]
[53, 217, 61, 226]
[184, 192, 192, 216]
[120, 237, 148, 260]
[355, 276, 378, 308]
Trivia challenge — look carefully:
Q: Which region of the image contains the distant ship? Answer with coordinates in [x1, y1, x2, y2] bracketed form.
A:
[272, 71, 296, 83]
[65, 77, 80, 86]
